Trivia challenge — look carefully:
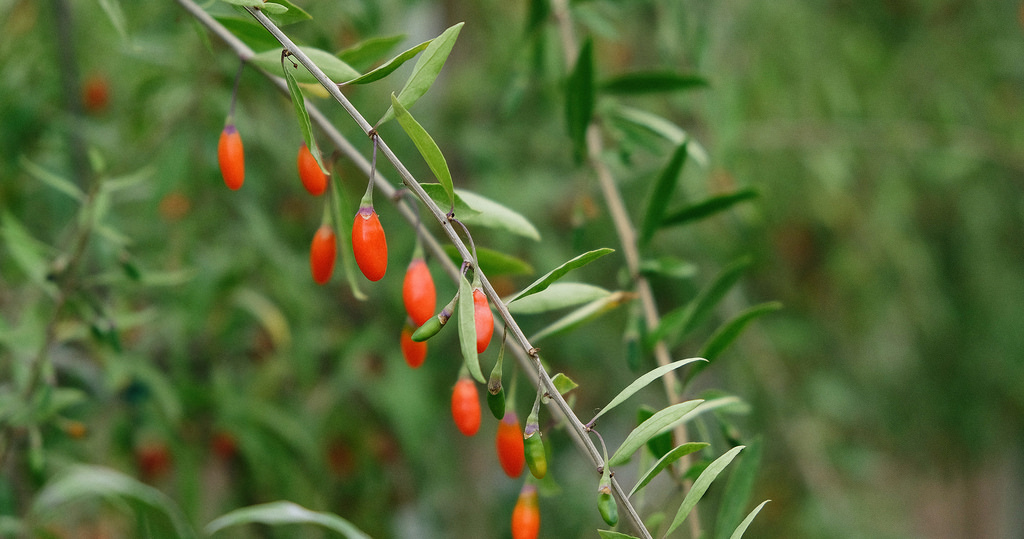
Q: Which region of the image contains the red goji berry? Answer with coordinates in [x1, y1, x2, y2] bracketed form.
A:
[451, 378, 480, 436]
[511, 483, 540, 539]
[297, 142, 328, 196]
[473, 288, 494, 353]
[217, 125, 244, 190]
[496, 412, 525, 478]
[309, 225, 337, 285]
[403, 258, 436, 327]
[400, 325, 427, 368]
[352, 207, 387, 281]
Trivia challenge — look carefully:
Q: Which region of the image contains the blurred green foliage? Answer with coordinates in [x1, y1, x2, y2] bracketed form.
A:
[1, 0, 1023, 538]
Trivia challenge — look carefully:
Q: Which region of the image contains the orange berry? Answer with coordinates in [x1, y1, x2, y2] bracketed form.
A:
[511, 483, 540, 539]
[496, 412, 525, 478]
[473, 288, 494, 353]
[297, 142, 328, 196]
[403, 258, 436, 327]
[310, 225, 337, 285]
[451, 378, 481, 436]
[352, 207, 387, 281]
[218, 125, 245, 190]
[400, 325, 427, 368]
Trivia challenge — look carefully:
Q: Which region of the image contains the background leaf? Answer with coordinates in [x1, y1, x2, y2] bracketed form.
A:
[630, 442, 709, 497]
[607, 400, 704, 467]
[648, 257, 752, 349]
[506, 282, 611, 314]
[337, 34, 406, 72]
[251, 48, 360, 83]
[205, 501, 370, 538]
[661, 189, 759, 229]
[639, 141, 688, 247]
[344, 40, 431, 85]
[509, 248, 613, 302]
[443, 245, 534, 277]
[566, 38, 595, 164]
[715, 437, 764, 539]
[600, 71, 708, 94]
[664, 446, 745, 536]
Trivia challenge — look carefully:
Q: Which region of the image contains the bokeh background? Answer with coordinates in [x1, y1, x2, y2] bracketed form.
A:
[1, 0, 1023, 537]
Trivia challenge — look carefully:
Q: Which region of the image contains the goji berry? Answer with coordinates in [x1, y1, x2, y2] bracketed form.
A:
[473, 288, 493, 353]
[309, 225, 337, 285]
[352, 207, 387, 281]
[451, 378, 480, 436]
[496, 412, 525, 478]
[511, 483, 540, 539]
[218, 125, 245, 190]
[297, 142, 328, 196]
[400, 324, 427, 368]
[403, 258, 436, 327]
[136, 442, 172, 481]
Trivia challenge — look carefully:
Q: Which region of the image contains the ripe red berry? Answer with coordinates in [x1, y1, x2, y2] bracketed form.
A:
[451, 378, 481, 436]
[400, 325, 427, 368]
[352, 207, 387, 281]
[473, 288, 494, 353]
[403, 258, 436, 327]
[511, 483, 540, 539]
[136, 442, 172, 481]
[218, 125, 245, 190]
[297, 142, 328, 196]
[310, 225, 337, 285]
[496, 412, 525, 478]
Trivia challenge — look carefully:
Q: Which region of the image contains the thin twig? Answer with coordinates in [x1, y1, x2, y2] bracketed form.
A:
[174, 1, 651, 536]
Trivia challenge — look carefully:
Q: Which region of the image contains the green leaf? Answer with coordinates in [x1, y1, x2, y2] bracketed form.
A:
[281, 53, 324, 171]
[455, 189, 541, 241]
[329, 174, 366, 301]
[378, 22, 464, 124]
[215, 17, 281, 51]
[530, 291, 631, 342]
[729, 500, 770, 539]
[509, 248, 613, 303]
[442, 245, 533, 277]
[220, 0, 262, 6]
[550, 373, 579, 395]
[32, 466, 197, 538]
[265, 0, 311, 26]
[600, 71, 708, 95]
[391, 94, 454, 207]
[691, 302, 782, 381]
[251, 48, 360, 84]
[637, 406, 672, 459]
[506, 282, 611, 314]
[566, 38, 595, 164]
[715, 438, 764, 539]
[20, 155, 84, 202]
[602, 103, 710, 167]
[661, 189, 759, 228]
[665, 446, 745, 536]
[206, 501, 370, 538]
[591, 357, 706, 424]
[344, 40, 431, 85]
[647, 257, 752, 349]
[638, 256, 698, 280]
[629, 442, 709, 497]
[96, 0, 128, 41]
[420, 184, 479, 217]
[597, 531, 640, 539]
[607, 399, 704, 467]
[457, 273, 485, 383]
[338, 34, 406, 72]
[261, 2, 288, 15]
[640, 142, 688, 247]
[1, 211, 56, 291]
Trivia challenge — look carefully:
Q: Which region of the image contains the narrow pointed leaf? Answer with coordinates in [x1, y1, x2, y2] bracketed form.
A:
[661, 189, 759, 228]
[629, 442, 708, 498]
[506, 283, 610, 314]
[597, 531, 641, 539]
[282, 54, 317, 163]
[530, 291, 631, 342]
[391, 93, 454, 207]
[603, 104, 710, 167]
[607, 400, 704, 467]
[261, 3, 288, 15]
[344, 40, 431, 85]
[205, 501, 370, 538]
[509, 248, 613, 303]
[329, 174, 366, 300]
[32, 466, 196, 539]
[640, 142, 688, 246]
[456, 189, 540, 241]
[715, 438, 764, 539]
[729, 500, 770, 539]
[265, 0, 311, 26]
[690, 302, 782, 381]
[378, 22, 464, 124]
[338, 34, 406, 72]
[20, 156, 84, 202]
[550, 373, 579, 396]
[251, 48, 360, 84]
[591, 357, 706, 424]
[639, 256, 698, 280]
[600, 71, 708, 95]
[566, 38, 595, 164]
[420, 184, 479, 217]
[442, 245, 533, 277]
[647, 257, 752, 349]
[664, 446, 745, 536]
[457, 273, 485, 383]
[96, 0, 128, 41]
